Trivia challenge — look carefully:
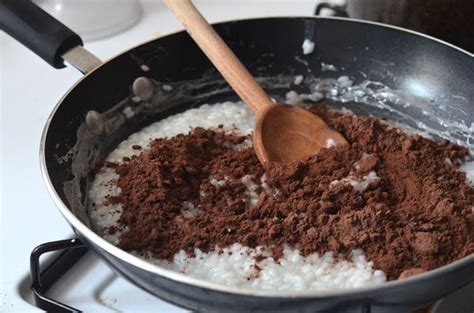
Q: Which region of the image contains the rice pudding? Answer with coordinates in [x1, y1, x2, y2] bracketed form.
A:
[89, 100, 474, 291]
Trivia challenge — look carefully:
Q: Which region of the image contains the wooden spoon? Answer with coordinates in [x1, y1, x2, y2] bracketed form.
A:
[164, 0, 347, 164]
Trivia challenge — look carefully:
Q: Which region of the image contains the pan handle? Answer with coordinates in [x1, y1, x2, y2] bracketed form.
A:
[0, 0, 101, 73]
[314, 2, 349, 17]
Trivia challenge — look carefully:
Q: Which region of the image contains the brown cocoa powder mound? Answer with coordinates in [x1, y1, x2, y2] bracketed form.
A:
[104, 105, 474, 280]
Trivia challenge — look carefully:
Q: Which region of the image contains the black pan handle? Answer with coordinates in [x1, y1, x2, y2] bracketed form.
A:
[315, 2, 349, 18]
[30, 238, 86, 312]
[0, 0, 83, 68]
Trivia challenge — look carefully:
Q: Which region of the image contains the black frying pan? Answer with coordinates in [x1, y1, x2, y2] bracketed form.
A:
[1, 1, 473, 312]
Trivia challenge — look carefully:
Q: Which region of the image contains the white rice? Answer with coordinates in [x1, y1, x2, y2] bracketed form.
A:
[89, 101, 390, 290]
[150, 244, 386, 290]
[330, 171, 379, 193]
[460, 161, 474, 185]
[337, 75, 354, 88]
[325, 138, 337, 148]
[293, 75, 304, 85]
[162, 84, 173, 92]
[302, 39, 315, 55]
[321, 62, 338, 72]
[285, 90, 324, 105]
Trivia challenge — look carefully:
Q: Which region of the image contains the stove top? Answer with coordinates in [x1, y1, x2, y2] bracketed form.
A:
[0, 1, 472, 312]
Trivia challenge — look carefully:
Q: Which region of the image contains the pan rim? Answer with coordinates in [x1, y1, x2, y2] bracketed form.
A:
[40, 16, 474, 299]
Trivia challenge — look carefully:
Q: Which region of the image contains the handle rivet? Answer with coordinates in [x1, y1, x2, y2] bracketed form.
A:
[86, 110, 105, 136]
[133, 77, 154, 101]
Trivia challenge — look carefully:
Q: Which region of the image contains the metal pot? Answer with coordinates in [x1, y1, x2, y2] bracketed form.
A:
[316, 0, 474, 52]
[1, 1, 473, 312]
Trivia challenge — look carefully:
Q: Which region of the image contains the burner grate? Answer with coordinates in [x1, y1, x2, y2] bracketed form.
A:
[30, 238, 87, 313]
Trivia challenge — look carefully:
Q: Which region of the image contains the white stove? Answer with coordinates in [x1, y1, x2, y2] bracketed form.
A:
[0, 1, 472, 312]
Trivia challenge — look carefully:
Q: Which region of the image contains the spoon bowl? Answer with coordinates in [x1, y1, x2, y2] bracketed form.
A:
[165, 0, 347, 164]
[254, 104, 348, 163]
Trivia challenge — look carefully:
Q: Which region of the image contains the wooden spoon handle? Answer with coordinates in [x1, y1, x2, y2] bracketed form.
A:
[164, 0, 274, 115]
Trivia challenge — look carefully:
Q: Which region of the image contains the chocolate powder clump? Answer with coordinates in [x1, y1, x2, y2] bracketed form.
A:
[103, 105, 474, 280]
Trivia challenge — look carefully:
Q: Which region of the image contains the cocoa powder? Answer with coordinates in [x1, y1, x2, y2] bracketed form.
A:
[102, 105, 474, 280]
